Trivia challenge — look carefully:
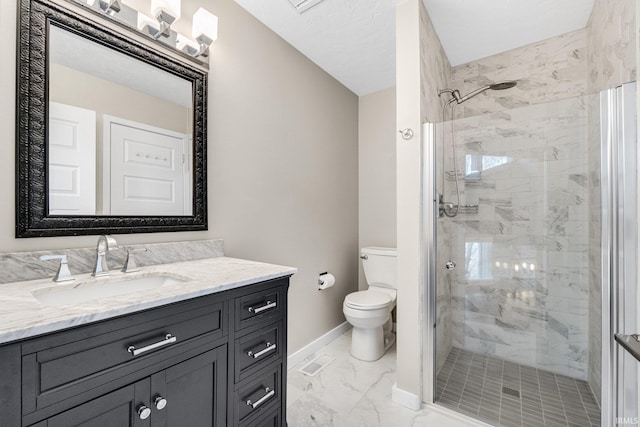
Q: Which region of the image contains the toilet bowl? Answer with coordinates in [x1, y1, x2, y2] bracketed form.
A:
[343, 247, 397, 361]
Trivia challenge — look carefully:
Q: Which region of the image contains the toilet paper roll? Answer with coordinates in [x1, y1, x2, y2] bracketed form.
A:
[318, 273, 336, 290]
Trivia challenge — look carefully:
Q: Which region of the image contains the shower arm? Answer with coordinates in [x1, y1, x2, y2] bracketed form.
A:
[456, 85, 491, 103]
[439, 86, 492, 104]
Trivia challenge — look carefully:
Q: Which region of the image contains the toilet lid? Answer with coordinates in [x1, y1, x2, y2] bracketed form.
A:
[344, 291, 392, 310]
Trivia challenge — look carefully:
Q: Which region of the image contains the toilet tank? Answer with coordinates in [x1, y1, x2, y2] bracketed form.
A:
[361, 247, 397, 289]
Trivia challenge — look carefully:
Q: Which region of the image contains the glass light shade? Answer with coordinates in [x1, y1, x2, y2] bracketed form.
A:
[137, 12, 158, 31]
[151, 0, 181, 20]
[192, 8, 218, 42]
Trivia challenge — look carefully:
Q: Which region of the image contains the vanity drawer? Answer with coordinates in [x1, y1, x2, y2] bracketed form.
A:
[234, 282, 285, 331]
[240, 405, 281, 427]
[21, 295, 225, 415]
[235, 321, 283, 383]
[234, 364, 281, 424]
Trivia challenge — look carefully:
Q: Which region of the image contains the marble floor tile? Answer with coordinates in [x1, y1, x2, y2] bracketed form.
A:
[287, 330, 490, 426]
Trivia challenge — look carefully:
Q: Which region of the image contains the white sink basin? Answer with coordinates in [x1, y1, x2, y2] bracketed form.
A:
[32, 274, 187, 307]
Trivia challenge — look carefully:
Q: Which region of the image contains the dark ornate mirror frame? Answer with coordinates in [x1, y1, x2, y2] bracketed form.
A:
[16, 0, 208, 237]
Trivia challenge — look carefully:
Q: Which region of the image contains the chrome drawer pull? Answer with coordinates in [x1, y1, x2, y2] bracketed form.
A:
[246, 387, 275, 409]
[127, 334, 177, 356]
[248, 300, 276, 314]
[247, 342, 277, 359]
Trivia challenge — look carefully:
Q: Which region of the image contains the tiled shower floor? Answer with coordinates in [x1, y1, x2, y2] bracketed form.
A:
[436, 348, 601, 427]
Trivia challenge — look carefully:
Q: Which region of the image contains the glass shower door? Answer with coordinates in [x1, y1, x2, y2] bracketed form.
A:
[429, 92, 605, 427]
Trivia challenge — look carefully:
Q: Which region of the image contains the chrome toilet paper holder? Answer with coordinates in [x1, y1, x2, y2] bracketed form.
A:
[318, 271, 328, 286]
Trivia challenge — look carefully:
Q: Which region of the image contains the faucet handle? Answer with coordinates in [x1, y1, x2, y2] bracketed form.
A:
[122, 248, 148, 273]
[40, 255, 75, 282]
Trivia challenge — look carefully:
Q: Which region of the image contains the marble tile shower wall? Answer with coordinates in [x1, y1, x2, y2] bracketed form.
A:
[436, 218, 453, 373]
[438, 95, 592, 380]
[586, 0, 636, 93]
[585, 0, 636, 405]
[449, 29, 587, 120]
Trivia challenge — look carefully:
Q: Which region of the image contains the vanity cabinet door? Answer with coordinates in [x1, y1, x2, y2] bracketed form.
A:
[43, 379, 149, 427]
[150, 345, 227, 427]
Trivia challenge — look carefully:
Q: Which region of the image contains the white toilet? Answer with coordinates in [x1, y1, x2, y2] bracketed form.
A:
[343, 247, 397, 361]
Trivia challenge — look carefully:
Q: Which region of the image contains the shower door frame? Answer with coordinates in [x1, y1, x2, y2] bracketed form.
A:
[601, 81, 638, 425]
[422, 122, 437, 405]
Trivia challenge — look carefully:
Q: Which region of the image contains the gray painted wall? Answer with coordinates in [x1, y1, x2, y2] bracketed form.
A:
[0, 0, 358, 355]
[358, 87, 397, 291]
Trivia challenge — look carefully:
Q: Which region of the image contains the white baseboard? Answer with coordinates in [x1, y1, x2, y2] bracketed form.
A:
[391, 383, 421, 411]
[287, 321, 352, 370]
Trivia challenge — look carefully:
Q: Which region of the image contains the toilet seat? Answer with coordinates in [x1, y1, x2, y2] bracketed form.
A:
[344, 290, 392, 310]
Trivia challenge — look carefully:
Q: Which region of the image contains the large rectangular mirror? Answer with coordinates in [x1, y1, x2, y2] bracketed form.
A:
[17, 0, 207, 237]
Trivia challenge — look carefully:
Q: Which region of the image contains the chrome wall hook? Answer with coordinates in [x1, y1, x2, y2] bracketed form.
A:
[399, 128, 414, 140]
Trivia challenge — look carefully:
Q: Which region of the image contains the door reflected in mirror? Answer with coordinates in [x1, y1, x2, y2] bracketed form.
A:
[48, 25, 194, 216]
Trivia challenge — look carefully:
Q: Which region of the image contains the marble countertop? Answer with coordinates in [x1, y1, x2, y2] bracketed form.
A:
[0, 257, 296, 344]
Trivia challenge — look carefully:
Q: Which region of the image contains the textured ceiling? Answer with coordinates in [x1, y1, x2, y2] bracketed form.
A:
[234, 0, 398, 96]
[50, 25, 192, 108]
[234, 0, 595, 96]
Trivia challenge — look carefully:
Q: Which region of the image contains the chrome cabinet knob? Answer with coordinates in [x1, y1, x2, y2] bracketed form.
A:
[445, 261, 456, 270]
[360, 255, 368, 260]
[154, 396, 168, 410]
[138, 405, 151, 420]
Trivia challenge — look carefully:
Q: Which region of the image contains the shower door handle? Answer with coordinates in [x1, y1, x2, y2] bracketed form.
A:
[615, 333, 640, 362]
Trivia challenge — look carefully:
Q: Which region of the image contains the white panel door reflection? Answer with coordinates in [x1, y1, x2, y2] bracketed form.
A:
[104, 116, 191, 216]
[48, 102, 97, 215]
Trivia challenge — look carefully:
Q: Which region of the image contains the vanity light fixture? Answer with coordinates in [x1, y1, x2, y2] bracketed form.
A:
[76, 0, 216, 66]
[150, 0, 181, 39]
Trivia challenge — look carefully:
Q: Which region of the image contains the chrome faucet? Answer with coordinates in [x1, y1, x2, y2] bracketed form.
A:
[92, 235, 118, 277]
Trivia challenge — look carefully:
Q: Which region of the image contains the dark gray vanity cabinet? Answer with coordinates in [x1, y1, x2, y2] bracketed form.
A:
[0, 276, 290, 427]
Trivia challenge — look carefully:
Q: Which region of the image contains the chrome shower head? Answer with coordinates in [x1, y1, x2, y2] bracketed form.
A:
[489, 81, 517, 91]
[449, 80, 517, 104]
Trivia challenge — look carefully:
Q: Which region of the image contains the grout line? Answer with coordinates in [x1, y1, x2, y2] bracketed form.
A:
[536, 368, 549, 427]
[498, 356, 506, 425]
[516, 363, 523, 427]
[438, 349, 461, 404]
[533, 366, 545, 427]
[575, 377, 600, 426]
[459, 351, 478, 413]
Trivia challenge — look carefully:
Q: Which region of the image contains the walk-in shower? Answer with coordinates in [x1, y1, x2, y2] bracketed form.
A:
[424, 81, 639, 426]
